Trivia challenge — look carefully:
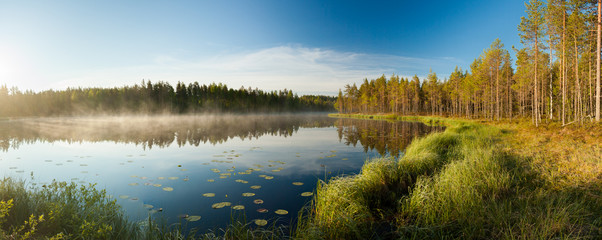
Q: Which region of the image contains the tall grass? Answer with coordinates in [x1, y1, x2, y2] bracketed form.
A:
[299, 116, 601, 239]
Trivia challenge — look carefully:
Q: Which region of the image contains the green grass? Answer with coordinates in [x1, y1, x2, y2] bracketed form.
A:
[298, 115, 601, 239]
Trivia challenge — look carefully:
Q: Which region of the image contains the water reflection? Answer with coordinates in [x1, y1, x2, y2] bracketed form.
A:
[0, 114, 336, 151]
[335, 118, 445, 158]
[0, 115, 443, 157]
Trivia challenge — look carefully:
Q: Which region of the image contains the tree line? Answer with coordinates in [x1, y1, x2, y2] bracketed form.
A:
[0, 81, 335, 117]
[335, 0, 602, 125]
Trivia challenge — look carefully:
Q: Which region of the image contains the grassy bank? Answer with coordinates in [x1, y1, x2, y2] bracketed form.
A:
[298, 114, 601, 239]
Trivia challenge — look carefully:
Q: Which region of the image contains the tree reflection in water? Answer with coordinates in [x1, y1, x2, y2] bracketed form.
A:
[0, 115, 443, 156]
[335, 118, 445, 158]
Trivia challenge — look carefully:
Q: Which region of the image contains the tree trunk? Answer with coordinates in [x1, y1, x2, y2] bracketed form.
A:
[535, 35, 539, 127]
[596, 0, 602, 122]
[563, 11, 567, 125]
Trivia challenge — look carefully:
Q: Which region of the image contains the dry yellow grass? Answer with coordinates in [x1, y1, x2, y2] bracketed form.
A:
[496, 121, 602, 190]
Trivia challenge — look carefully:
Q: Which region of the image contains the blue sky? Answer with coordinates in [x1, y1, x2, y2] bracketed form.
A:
[0, 0, 526, 95]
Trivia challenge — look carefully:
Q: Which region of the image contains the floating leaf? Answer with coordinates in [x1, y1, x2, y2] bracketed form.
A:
[232, 205, 245, 210]
[207, 179, 215, 182]
[202, 193, 215, 197]
[242, 192, 255, 197]
[177, 165, 182, 167]
[253, 199, 264, 204]
[301, 192, 313, 197]
[129, 183, 139, 186]
[211, 202, 231, 209]
[168, 177, 179, 180]
[250, 185, 261, 189]
[257, 208, 268, 213]
[219, 176, 228, 179]
[15, 170, 24, 173]
[180, 169, 188, 172]
[157, 177, 165, 180]
[44, 160, 52, 162]
[271, 169, 281, 172]
[254, 219, 268, 226]
[143, 204, 154, 209]
[130, 197, 139, 201]
[220, 173, 231, 176]
[153, 184, 162, 187]
[80, 164, 88, 166]
[183, 177, 189, 181]
[202, 163, 210, 165]
[162, 187, 174, 192]
[258, 174, 267, 178]
[140, 176, 148, 180]
[274, 209, 288, 215]
[119, 195, 129, 199]
[185, 215, 201, 222]
[9, 167, 17, 169]
[264, 176, 274, 180]
[342, 158, 349, 160]
[292, 182, 304, 186]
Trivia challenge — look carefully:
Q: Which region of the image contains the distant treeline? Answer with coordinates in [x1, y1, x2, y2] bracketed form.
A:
[0, 81, 335, 117]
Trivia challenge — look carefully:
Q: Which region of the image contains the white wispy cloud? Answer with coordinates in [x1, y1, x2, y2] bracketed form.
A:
[48, 45, 462, 95]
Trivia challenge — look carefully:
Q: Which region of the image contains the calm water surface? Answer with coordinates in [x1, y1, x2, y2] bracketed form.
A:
[0, 114, 443, 232]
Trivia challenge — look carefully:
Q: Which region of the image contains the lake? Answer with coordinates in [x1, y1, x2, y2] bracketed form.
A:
[0, 114, 443, 232]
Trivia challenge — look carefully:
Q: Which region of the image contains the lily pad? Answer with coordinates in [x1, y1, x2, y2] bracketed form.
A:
[153, 184, 162, 187]
[168, 177, 179, 180]
[211, 202, 231, 209]
[242, 192, 255, 197]
[119, 195, 129, 199]
[274, 209, 288, 215]
[264, 176, 274, 180]
[257, 208, 268, 213]
[162, 187, 174, 192]
[250, 185, 261, 189]
[185, 215, 201, 222]
[270, 169, 281, 172]
[232, 205, 245, 210]
[143, 204, 154, 209]
[157, 177, 165, 180]
[253, 199, 264, 204]
[254, 219, 268, 226]
[292, 182, 304, 186]
[202, 193, 216, 197]
[207, 179, 215, 182]
[258, 174, 267, 178]
[129, 183, 139, 186]
[301, 192, 314, 197]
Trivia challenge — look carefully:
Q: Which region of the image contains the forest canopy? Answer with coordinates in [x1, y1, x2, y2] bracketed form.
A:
[0, 81, 335, 117]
